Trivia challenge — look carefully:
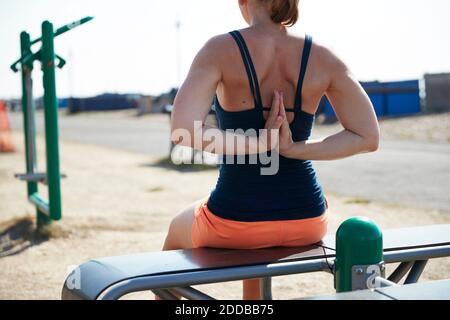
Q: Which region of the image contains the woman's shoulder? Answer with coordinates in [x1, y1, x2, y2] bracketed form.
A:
[194, 33, 237, 64]
[202, 33, 235, 51]
[307, 37, 350, 75]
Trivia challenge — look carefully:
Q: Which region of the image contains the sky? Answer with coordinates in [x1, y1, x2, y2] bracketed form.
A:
[1, 0, 449, 99]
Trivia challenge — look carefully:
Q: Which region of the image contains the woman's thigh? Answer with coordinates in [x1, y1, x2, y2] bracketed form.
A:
[164, 197, 206, 250]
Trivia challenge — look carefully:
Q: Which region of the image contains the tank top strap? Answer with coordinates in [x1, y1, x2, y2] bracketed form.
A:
[229, 30, 263, 110]
[294, 34, 313, 111]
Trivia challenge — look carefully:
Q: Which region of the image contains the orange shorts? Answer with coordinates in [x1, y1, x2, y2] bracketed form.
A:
[191, 197, 329, 249]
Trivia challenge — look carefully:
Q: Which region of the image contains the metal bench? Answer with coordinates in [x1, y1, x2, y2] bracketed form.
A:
[61, 224, 450, 300]
[302, 278, 450, 300]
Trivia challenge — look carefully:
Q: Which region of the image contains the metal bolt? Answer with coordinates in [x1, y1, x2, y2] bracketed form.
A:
[355, 268, 364, 275]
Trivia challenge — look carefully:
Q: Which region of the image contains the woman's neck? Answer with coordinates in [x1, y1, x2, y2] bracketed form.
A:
[249, 11, 286, 35]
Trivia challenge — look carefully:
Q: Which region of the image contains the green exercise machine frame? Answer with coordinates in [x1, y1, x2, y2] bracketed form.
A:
[10, 17, 93, 228]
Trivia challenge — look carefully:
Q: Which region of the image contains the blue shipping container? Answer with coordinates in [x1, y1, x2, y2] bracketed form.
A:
[321, 79, 420, 118]
[385, 80, 420, 115]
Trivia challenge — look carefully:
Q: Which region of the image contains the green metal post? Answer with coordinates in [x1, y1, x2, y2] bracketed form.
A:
[335, 217, 383, 292]
[20, 32, 37, 197]
[30, 16, 94, 45]
[20, 32, 46, 226]
[41, 21, 62, 222]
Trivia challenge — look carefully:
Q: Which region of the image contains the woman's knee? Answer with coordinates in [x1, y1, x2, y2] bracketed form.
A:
[164, 212, 195, 250]
[163, 217, 182, 249]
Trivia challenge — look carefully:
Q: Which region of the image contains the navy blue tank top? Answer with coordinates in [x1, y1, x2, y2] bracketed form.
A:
[207, 30, 326, 222]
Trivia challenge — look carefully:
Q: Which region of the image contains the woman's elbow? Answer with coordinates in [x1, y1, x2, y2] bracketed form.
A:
[171, 126, 193, 147]
[364, 130, 380, 152]
[170, 119, 199, 147]
[366, 137, 379, 152]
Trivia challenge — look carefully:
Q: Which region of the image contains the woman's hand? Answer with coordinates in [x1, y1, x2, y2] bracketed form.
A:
[259, 91, 285, 152]
[278, 93, 295, 157]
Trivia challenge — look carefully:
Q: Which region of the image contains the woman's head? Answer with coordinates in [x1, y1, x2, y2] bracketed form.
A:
[238, 0, 299, 27]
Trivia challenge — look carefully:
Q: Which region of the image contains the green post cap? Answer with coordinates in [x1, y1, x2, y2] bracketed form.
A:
[335, 216, 383, 292]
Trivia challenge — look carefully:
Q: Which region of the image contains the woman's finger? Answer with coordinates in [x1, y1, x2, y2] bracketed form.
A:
[279, 94, 290, 133]
[280, 115, 290, 132]
[272, 90, 280, 118]
[279, 92, 289, 126]
[274, 115, 284, 129]
[264, 91, 280, 129]
[279, 92, 286, 118]
[266, 115, 283, 151]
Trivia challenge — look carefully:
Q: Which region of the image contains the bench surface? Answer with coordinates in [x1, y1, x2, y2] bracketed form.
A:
[62, 224, 450, 300]
[303, 279, 450, 300]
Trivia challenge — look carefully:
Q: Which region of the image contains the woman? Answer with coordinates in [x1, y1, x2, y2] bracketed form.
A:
[164, 0, 379, 299]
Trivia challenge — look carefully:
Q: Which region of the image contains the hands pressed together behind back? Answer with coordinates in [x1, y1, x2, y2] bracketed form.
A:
[261, 90, 295, 157]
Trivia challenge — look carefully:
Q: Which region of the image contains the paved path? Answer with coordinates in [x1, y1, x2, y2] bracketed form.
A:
[9, 111, 450, 213]
[313, 140, 449, 213]
[10, 111, 171, 156]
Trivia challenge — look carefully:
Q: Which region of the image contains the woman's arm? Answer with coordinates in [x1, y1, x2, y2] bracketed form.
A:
[280, 48, 380, 160]
[171, 36, 284, 155]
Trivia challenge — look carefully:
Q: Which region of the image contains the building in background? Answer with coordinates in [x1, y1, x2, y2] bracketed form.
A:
[137, 95, 154, 116]
[424, 73, 450, 113]
[67, 93, 141, 114]
[151, 88, 178, 114]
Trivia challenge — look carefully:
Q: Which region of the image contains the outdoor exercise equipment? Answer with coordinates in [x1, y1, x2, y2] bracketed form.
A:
[61, 219, 450, 300]
[335, 217, 383, 292]
[10, 17, 93, 228]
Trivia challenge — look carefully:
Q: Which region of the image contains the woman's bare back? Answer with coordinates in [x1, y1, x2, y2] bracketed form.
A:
[216, 28, 331, 123]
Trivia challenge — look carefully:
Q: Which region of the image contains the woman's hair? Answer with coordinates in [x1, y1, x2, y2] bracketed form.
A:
[260, 0, 299, 27]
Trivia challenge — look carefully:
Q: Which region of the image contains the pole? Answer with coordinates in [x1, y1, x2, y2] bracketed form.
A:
[20, 31, 46, 226]
[20, 32, 37, 197]
[41, 21, 62, 222]
[175, 18, 181, 86]
[31, 16, 94, 45]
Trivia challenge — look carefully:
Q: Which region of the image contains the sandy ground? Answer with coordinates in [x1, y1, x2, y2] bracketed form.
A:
[1, 118, 450, 299]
